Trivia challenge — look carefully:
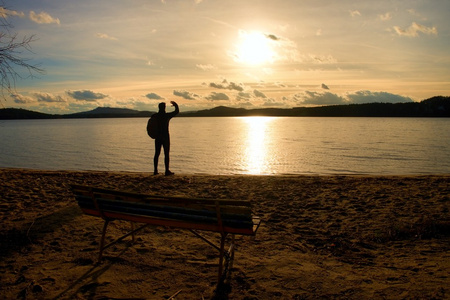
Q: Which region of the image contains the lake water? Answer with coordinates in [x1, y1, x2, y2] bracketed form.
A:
[1, 117, 449, 175]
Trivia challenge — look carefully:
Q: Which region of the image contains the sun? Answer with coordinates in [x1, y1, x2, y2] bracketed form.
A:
[234, 30, 276, 65]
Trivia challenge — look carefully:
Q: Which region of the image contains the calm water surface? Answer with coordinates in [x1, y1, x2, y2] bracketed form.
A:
[1, 117, 449, 175]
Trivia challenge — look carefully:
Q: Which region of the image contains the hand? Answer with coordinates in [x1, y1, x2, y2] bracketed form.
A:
[170, 101, 177, 106]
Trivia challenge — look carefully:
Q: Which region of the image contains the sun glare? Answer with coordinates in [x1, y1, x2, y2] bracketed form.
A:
[234, 31, 275, 65]
[242, 117, 275, 174]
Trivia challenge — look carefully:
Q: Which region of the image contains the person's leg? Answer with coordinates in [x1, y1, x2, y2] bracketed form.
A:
[154, 139, 162, 175]
[162, 139, 173, 175]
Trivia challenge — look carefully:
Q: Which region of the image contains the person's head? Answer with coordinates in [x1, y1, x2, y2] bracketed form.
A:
[158, 102, 166, 112]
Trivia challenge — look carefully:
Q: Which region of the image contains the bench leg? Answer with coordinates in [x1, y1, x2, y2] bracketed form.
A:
[98, 221, 149, 262]
[98, 220, 110, 263]
[218, 234, 226, 283]
[228, 234, 235, 270]
[190, 230, 235, 283]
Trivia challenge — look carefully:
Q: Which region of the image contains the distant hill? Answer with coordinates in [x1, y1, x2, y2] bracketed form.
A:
[182, 96, 450, 117]
[289, 96, 450, 117]
[182, 106, 249, 117]
[0, 108, 56, 119]
[65, 107, 154, 118]
[1, 96, 449, 119]
[0, 107, 154, 119]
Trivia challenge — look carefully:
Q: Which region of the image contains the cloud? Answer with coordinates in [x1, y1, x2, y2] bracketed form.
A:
[29, 11, 60, 25]
[0, 7, 25, 18]
[67, 90, 108, 101]
[227, 82, 244, 92]
[253, 90, 267, 98]
[34, 92, 65, 103]
[297, 91, 346, 105]
[173, 90, 198, 100]
[393, 22, 437, 37]
[350, 10, 361, 17]
[209, 80, 244, 92]
[11, 94, 34, 104]
[378, 12, 392, 21]
[196, 64, 216, 71]
[266, 34, 279, 41]
[96, 33, 118, 41]
[209, 82, 224, 89]
[205, 92, 229, 101]
[127, 100, 157, 111]
[263, 99, 285, 107]
[293, 90, 413, 106]
[145, 93, 163, 100]
[236, 92, 252, 101]
[321, 83, 329, 90]
[346, 91, 413, 104]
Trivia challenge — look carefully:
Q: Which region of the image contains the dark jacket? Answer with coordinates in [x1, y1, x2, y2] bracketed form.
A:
[153, 103, 179, 140]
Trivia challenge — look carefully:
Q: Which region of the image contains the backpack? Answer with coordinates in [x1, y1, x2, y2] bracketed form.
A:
[146, 114, 159, 139]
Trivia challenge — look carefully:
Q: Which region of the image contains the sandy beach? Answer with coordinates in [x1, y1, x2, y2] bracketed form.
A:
[0, 168, 449, 299]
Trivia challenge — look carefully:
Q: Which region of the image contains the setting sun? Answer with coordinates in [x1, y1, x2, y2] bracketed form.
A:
[234, 30, 276, 65]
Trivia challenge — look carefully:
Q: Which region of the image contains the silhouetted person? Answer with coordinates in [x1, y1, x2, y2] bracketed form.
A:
[153, 101, 179, 176]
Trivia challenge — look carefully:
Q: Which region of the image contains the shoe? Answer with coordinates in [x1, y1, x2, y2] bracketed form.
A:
[153, 171, 159, 175]
[165, 170, 174, 176]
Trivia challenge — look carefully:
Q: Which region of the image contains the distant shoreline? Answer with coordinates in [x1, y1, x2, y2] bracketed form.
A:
[2, 167, 450, 177]
[1, 96, 449, 119]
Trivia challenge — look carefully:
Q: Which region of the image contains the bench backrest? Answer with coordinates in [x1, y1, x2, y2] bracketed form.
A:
[72, 185, 257, 235]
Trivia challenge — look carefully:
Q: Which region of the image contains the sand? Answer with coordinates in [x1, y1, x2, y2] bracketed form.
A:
[0, 168, 449, 299]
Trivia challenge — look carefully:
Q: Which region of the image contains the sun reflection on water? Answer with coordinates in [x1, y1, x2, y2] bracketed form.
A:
[241, 117, 275, 174]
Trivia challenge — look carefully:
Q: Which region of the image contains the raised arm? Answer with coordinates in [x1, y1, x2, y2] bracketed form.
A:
[170, 101, 179, 116]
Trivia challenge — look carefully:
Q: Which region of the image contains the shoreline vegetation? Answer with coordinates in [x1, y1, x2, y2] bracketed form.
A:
[1, 96, 449, 119]
[0, 168, 449, 299]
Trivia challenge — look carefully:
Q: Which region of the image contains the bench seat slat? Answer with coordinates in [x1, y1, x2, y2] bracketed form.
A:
[76, 198, 253, 229]
[73, 185, 259, 236]
[75, 195, 252, 222]
[78, 207, 256, 235]
[99, 205, 254, 228]
[74, 194, 252, 215]
[96, 197, 252, 217]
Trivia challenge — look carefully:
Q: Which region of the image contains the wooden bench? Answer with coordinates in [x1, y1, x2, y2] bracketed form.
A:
[71, 185, 261, 282]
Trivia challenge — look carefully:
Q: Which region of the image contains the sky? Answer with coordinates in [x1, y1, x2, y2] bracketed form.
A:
[1, 0, 449, 114]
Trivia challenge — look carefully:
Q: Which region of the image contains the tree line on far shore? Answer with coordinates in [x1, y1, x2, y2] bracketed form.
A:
[1, 96, 449, 120]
